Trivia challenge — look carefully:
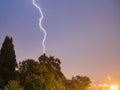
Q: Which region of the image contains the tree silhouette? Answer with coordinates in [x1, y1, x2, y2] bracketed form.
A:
[38, 54, 61, 72]
[38, 54, 65, 80]
[0, 36, 17, 82]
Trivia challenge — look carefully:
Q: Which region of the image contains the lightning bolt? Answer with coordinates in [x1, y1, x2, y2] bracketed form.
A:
[32, 0, 47, 53]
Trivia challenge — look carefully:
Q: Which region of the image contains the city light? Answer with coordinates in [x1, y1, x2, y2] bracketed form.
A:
[91, 77, 120, 90]
[109, 85, 119, 90]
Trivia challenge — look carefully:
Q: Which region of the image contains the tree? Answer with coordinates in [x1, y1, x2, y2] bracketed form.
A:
[64, 79, 79, 90]
[3, 80, 24, 90]
[38, 54, 65, 80]
[18, 59, 45, 90]
[72, 75, 91, 90]
[18, 58, 65, 90]
[38, 54, 66, 88]
[0, 36, 17, 71]
[0, 36, 17, 85]
[65, 76, 91, 90]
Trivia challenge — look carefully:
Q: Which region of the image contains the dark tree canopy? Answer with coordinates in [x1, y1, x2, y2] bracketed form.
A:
[38, 54, 65, 80]
[19, 59, 66, 90]
[0, 36, 17, 81]
[38, 54, 61, 72]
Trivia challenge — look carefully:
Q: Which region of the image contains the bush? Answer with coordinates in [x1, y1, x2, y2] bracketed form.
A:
[3, 80, 24, 90]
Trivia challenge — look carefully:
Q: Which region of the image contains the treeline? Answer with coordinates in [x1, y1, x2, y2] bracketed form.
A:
[0, 36, 91, 90]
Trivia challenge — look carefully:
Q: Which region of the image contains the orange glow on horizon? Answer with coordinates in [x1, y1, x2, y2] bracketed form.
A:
[101, 84, 120, 90]
[91, 77, 120, 90]
[109, 85, 119, 90]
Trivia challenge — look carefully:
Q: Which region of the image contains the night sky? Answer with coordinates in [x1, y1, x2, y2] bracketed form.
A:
[0, 0, 120, 83]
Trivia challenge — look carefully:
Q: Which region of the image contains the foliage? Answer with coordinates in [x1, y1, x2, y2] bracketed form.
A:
[3, 80, 24, 90]
[38, 54, 66, 89]
[38, 54, 65, 80]
[18, 59, 65, 90]
[65, 75, 91, 90]
[0, 36, 17, 72]
[73, 75, 91, 90]
[0, 36, 17, 88]
[38, 54, 61, 72]
[18, 59, 44, 90]
[65, 79, 79, 90]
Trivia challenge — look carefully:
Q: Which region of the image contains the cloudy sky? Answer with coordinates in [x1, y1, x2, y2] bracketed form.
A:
[0, 0, 120, 82]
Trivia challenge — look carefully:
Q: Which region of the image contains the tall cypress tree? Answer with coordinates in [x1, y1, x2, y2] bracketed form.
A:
[0, 36, 17, 81]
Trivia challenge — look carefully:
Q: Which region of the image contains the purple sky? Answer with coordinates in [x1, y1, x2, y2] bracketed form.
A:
[0, 0, 120, 82]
